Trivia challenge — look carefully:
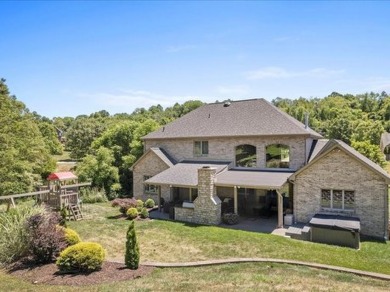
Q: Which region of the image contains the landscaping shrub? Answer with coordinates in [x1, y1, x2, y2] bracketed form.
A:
[125, 220, 139, 270]
[108, 183, 122, 200]
[144, 198, 155, 208]
[56, 242, 105, 273]
[136, 200, 144, 212]
[26, 212, 67, 263]
[80, 188, 108, 204]
[126, 207, 138, 220]
[59, 207, 68, 227]
[139, 207, 149, 219]
[222, 213, 239, 225]
[63, 228, 81, 246]
[0, 205, 45, 265]
[112, 198, 137, 214]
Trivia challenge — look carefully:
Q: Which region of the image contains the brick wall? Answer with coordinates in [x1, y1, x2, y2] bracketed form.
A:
[132, 151, 171, 202]
[294, 148, 388, 239]
[145, 136, 307, 170]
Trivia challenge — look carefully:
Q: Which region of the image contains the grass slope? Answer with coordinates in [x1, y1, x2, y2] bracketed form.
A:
[69, 203, 390, 274]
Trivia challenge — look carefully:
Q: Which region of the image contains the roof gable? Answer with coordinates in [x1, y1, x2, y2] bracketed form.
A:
[143, 99, 322, 140]
[130, 147, 176, 171]
[292, 139, 390, 183]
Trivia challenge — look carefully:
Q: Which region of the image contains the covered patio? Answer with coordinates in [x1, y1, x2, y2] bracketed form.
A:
[146, 162, 294, 229]
[149, 209, 288, 236]
[215, 169, 294, 227]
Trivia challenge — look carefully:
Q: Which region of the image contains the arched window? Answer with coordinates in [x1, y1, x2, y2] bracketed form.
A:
[235, 144, 256, 167]
[266, 144, 290, 168]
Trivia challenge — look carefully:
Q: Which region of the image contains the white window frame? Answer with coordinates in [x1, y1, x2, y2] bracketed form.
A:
[321, 189, 355, 211]
[144, 175, 157, 193]
[194, 141, 209, 156]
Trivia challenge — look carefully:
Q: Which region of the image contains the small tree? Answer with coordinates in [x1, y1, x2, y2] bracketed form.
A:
[125, 220, 139, 270]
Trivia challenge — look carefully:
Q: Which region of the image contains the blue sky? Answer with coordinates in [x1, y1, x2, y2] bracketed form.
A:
[1, 1, 390, 118]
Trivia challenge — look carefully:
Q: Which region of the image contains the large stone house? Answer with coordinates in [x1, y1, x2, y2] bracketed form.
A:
[132, 99, 389, 240]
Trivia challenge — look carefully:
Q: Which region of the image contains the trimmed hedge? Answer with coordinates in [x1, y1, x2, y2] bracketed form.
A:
[64, 228, 81, 246]
[144, 198, 155, 208]
[56, 242, 105, 273]
[126, 207, 138, 220]
[222, 213, 239, 225]
[139, 207, 149, 219]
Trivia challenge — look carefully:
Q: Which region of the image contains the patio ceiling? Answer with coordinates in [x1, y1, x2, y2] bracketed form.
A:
[215, 169, 294, 189]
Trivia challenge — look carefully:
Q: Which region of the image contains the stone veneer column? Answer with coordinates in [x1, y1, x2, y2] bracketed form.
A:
[193, 166, 222, 225]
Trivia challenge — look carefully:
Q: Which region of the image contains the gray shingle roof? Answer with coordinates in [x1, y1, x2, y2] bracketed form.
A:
[307, 139, 329, 162]
[151, 147, 176, 167]
[215, 169, 293, 189]
[143, 99, 322, 140]
[145, 161, 230, 187]
[130, 147, 176, 171]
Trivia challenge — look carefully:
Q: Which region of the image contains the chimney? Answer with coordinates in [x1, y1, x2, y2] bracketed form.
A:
[194, 166, 222, 225]
[304, 112, 309, 129]
[198, 166, 217, 198]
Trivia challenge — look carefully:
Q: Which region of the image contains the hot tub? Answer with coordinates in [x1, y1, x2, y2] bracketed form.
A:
[309, 214, 360, 249]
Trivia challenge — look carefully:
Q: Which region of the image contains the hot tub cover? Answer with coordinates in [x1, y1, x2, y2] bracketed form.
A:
[309, 214, 360, 232]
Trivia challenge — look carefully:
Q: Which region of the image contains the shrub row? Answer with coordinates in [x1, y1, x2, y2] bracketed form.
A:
[112, 198, 155, 219]
[0, 205, 105, 273]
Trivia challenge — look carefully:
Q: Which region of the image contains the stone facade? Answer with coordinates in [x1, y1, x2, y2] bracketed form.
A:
[132, 151, 171, 202]
[175, 167, 222, 225]
[145, 136, 308, 170]
[294, 148, 388, 239]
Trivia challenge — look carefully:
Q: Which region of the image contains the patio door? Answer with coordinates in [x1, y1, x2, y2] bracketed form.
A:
[238, 188, 255, 215]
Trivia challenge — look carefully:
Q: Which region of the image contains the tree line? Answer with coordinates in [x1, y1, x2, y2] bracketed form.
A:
[1, 78, 388, 198]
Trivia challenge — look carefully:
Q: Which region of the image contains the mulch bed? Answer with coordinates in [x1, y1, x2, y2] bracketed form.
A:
[7, 261, 154, 286]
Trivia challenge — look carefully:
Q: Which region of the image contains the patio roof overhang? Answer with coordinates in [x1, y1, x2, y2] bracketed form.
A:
[144, 160, 230, 187]
[215, 169, 294, 190]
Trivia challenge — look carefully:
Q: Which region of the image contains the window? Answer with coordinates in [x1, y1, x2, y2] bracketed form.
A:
[321, 189, 355, 210]
[144, 176, 157, 193]
[235, 144, 256, 167]
[194, 141, 209, 156]
[266, 144, 290, 168]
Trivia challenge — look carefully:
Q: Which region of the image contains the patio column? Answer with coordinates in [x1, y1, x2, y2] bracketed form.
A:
[189, 188, 192, 202]
[158, 186, 161, 212]
[234, 186, 238, 214]
[276, 190, 283, 228]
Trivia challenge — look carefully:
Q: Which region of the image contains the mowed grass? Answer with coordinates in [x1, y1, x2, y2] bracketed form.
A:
[68, 203, 390, 274]
[1, 263, 389, 292]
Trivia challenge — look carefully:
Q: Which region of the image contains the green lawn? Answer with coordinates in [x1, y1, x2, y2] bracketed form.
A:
[1, 263, 389, 291]
[1, 202, 390, 291]
[68, 203, 390, 275]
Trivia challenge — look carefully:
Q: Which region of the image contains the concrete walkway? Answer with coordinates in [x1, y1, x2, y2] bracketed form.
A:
[141, 258, 390, 281]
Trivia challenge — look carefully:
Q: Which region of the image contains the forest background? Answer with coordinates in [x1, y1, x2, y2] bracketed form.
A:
[1, 78, 389, 198]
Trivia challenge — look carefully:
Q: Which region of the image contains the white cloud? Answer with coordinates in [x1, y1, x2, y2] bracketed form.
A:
[215, 85, 250, 95]
[244, 67, 345, 80]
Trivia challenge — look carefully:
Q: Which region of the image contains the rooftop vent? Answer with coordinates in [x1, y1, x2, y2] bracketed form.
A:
[223, 101, 231, 107]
